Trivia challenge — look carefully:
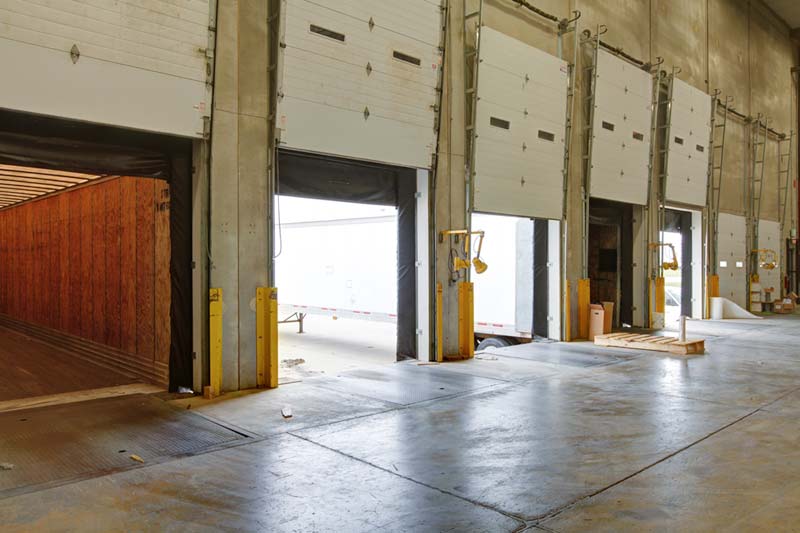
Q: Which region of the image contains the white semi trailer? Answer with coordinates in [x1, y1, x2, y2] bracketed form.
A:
[275, 197, 535, 349]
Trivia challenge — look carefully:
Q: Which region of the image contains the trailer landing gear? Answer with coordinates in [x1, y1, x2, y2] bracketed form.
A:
[279, 312, 306, 333]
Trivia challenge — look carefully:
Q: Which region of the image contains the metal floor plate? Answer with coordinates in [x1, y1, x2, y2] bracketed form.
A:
[486, 341, 640, 368]
[307, 363, 504, 405]
[0, 394, 246, 497]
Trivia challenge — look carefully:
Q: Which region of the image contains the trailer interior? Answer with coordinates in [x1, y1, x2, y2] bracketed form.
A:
[0, 110, 193, 404]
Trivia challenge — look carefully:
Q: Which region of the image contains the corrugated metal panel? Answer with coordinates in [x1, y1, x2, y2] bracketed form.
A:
[718, 213, 747, 307]
[0, 0, 211, 137]
[277, 0, 442, 168]
[665, 78, 711, 206]
[589, 50, 653, 205]
[472, 27, 567, 219]
[758, 219, 781, 292]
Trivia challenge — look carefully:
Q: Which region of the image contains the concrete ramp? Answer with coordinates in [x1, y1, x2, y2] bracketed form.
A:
[710, 297, 761, 320]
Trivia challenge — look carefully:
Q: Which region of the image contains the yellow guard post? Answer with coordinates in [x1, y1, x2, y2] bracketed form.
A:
[256, 287, 279, 389]
[208, 288, 223, 398]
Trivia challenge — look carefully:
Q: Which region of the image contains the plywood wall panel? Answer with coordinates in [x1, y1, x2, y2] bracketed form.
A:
[0, 177, 171, 380]
[79, 188, 93, 341]
[104, 180, 122, 350]
[154, 181, 172, 364]
[67, 190, 82, 337]
[120, 177, 139, 356]
[57, 194, 70, 333]
[135, 179, 156, 361]
[91, 188, 107, 344]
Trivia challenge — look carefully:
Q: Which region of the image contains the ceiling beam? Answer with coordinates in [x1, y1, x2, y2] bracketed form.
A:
[0, 164, 98, 179]
[0, 177, 84, 189]
[0, 182, 61, 192]
[0, 191, 36, 198]
[0, 170, 88, 184]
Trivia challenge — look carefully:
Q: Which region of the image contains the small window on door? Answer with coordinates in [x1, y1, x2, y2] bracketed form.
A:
[310, 24, 346, 42]
[490, 117, 510, 130]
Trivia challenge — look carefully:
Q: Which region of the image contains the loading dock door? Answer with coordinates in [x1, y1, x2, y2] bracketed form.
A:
[665, 78, 711, 206]
[0, 1, 211, 137]
[589, 50, 652, 205]
[277, 0, 442, 168]
[277, 150, 419, 360]
[0, 110, 194, 391]
[718, 213, 748, 307]
[472, 27, 567, 220]
[758, 219, 782, 293]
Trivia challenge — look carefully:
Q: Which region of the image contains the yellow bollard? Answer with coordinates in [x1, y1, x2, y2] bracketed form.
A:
[207, 288, 223, 399]
[256, 287, 279, 389]
[457, 281, 474, 359]
[436, 283, 444, 363]
[577, 278, 590, 339]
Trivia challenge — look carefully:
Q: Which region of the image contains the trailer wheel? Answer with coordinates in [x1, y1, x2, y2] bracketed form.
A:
[476, 337, 515, 351]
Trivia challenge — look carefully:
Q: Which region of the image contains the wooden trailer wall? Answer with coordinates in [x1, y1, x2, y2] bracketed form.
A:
[0, 176, 171, 383]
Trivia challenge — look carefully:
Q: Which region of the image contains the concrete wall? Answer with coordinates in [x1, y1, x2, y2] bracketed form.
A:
[210, 0, 271, 391]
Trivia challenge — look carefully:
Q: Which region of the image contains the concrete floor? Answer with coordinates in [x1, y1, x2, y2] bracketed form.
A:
[2, 315, 800, 531]
[278, 315, 396, 382]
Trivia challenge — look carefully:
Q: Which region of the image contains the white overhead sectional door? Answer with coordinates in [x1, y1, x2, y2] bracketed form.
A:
[717, 213, 747, 307]
[0, 0, 211, 137]
[758, 219, 781, 292]
[277, 0, 442, 169]
[590, 50, 653, 205]
[665, 78, 711, 206]
[472, 27, 568, 220]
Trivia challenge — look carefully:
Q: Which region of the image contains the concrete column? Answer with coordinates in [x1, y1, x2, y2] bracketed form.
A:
[433, 1, 468, 358]
[210, 0, 270, 391]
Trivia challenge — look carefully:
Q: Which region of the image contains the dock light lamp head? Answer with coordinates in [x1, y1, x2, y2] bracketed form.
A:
[472, 256, 488, 274]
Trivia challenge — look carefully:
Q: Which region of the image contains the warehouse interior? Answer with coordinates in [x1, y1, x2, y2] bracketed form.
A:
[3, 0, 800, 531]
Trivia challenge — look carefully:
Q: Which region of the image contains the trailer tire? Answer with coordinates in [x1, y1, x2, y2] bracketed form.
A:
[476, 337, 515, 351]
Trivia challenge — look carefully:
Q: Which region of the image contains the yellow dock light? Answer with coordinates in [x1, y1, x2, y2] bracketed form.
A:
[440, 229, 488, 275]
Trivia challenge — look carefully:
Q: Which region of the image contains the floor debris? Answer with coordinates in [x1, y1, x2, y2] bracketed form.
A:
[129, 454, 145, 464]
[281, 406, 293, 419]
[0, 463, 14, 470]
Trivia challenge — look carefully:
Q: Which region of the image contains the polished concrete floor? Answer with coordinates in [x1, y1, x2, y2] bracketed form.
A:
[2, 315, 800, 531]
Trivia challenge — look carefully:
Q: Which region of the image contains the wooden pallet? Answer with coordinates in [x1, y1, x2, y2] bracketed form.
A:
[594, 333, 705, 355]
